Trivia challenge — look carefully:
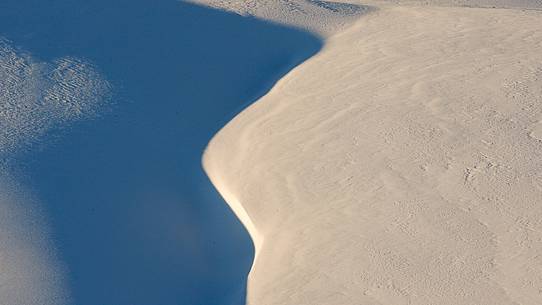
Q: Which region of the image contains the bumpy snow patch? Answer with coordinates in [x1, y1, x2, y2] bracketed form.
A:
[187, 0, 368, 35]
[0, 39, 110, 160]
[0, 39, 110, 305]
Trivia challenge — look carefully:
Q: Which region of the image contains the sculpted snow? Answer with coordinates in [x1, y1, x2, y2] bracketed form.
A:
[204, 2, 542, 305]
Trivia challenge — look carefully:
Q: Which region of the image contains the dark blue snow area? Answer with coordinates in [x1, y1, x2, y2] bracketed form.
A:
[0, 1, 321, 305]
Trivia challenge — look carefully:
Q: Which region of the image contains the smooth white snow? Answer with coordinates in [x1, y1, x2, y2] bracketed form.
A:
[203, 2, 542, 305]
[0, 177, 70, 305]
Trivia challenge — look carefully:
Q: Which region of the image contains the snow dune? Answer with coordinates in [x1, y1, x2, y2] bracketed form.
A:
[203, 1, 542, 305]
[2, 0, 542, 304]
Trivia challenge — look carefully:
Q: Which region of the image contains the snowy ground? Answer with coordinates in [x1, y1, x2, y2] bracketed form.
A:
[203, 1, 542, 305]
[2, 0, 542, 304]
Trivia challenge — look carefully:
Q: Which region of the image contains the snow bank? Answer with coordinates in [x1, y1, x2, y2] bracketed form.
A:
[204, 3, 542, 305]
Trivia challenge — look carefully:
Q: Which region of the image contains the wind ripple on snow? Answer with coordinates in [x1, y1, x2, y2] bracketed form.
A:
[0, 39, 110, 160]
[187, 0, 369, 35]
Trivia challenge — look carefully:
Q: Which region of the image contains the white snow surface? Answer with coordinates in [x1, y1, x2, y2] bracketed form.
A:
[202, 1, 542, 305]
[2, 0, 542, 304]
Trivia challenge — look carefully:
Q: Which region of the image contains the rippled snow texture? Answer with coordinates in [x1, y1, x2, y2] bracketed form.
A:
[0, 39, 110, 160]
[0, 39, 110, 305]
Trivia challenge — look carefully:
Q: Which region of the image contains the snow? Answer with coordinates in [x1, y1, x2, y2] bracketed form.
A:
[203, 2, 542, 305]
[2, 0, 542, 304]
[0, 1, 321, 304]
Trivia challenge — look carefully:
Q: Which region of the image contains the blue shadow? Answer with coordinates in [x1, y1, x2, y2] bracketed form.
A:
[0, 0, 322, 304]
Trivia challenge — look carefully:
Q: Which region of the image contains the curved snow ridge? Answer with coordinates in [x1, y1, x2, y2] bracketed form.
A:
[201, 0, 371, 290]
[203, 157, 264, 260]
[205, 4, 542, 305]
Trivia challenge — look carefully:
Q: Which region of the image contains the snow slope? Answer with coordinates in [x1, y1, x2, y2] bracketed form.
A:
[204, 2, 542, 305]
[0, 0, 324, 304]
[3, 0, 542, 304]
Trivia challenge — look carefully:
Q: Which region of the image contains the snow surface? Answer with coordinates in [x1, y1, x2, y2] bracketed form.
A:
[0, 1, 322, 304]
[203, 1, 542, 305]
[2, 0, 542, 304]
[0, 37, 108, 305]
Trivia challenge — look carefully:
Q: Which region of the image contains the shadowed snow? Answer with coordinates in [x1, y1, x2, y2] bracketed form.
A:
[0, 0, 321, 304]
